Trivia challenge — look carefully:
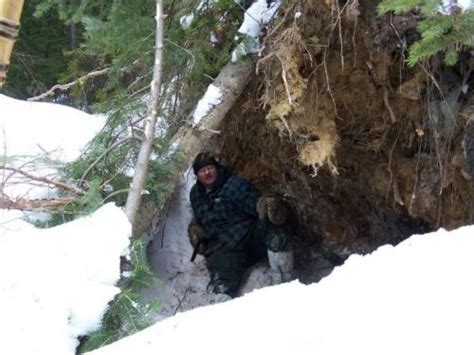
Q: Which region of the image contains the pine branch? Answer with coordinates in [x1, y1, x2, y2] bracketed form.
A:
[27, 67, 111, 101]
[0, 165, 85, 195]
[0, 196, 75, 210]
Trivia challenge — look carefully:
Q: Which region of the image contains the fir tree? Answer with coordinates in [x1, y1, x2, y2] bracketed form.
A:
[378, 0, 474, 66]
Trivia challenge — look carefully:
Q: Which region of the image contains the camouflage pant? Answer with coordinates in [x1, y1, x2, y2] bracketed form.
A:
[206, 219, 291, 297]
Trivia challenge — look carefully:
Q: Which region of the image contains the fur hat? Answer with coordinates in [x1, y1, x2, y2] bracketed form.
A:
[192, 152, 219, 174]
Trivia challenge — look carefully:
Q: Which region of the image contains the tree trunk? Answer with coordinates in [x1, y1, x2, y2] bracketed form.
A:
[124, 0, 164, 227]
[173, 57, 255, 160]
[0, 0, 25, 89]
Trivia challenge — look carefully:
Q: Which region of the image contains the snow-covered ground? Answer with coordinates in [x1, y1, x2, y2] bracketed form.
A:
[89, 224, 474, 355]
[0, 203, 131, 355]
[0, 94, 130, 355]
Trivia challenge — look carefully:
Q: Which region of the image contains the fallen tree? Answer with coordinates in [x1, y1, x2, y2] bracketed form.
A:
[173, 57, 255, 159]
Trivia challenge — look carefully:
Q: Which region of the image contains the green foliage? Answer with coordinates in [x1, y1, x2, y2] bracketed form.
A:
[378, 0, 474, 66]
[79, 238, 161, 353]
[3, 0, 69, 98]
[77, 178, 104, 213]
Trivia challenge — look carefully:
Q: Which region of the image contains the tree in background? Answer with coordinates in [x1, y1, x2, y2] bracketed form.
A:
[1, 0, 247, 226]
[378, 0, 474, 66]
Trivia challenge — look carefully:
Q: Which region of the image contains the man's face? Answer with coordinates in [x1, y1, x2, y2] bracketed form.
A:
[197, 164, 218, 187]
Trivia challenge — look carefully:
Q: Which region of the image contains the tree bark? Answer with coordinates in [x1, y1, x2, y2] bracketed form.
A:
[124, 0, 164, 227]
[173, 57, 255, 160]
[0, 0, 25, 89]
[0, 196, 74, 210]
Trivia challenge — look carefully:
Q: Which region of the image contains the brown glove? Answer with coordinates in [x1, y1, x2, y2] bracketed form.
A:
[256, 196, 288, 226]
[188, 218, 207, 255]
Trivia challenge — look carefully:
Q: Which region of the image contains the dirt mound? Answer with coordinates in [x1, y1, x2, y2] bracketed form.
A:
[215, 0, 473, 258]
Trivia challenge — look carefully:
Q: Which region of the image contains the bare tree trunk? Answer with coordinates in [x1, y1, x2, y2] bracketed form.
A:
[124, 0, 164, 227]
[0, 0, 25, 89]
[173, 58, 255, 159]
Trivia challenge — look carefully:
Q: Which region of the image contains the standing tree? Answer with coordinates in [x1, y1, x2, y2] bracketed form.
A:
[125, 0, 164, 227]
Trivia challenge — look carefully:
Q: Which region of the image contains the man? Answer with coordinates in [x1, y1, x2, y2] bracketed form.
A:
[188, 152, 294, 298]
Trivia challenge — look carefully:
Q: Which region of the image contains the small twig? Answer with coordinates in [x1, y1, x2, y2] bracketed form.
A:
[103, 188, 131, 202]
[164, 38, 195, 69]
[79, 137, 137, 187]
[383, 88, 397, 123]
[418, 63, 444, 97]
[281, 68, 293, 106]
[279, 115, 292, 139]
[100, 152, 131, 190]
[322, 52, 339, 119]
[197, 126, 221, 135]
[173, 287, 191, 315]
[28, 68, 111, 101]
[336, 2, 345, 71]
[0, 165, 85, 195]
[352, 11, 358, 67]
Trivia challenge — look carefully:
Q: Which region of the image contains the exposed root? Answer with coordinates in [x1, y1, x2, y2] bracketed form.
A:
[383, 88, 397, 123]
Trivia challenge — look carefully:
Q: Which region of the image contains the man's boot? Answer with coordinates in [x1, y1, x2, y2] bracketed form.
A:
[267, 249, 294, 284]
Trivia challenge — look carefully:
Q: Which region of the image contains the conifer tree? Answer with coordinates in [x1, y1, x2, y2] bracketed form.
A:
[378, 0, 474, 66]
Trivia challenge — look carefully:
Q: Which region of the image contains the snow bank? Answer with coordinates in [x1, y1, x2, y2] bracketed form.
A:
[87, 225, 474, 355]
[0, 94, 104, 201]
[0, 94, 104, 222]
[0, 94, 104, 162]
[0, 203, 131, 355]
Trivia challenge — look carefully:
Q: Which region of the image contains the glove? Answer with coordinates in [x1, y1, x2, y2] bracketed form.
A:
[256, 196, 288, 226]
[188, 218, 207, 255]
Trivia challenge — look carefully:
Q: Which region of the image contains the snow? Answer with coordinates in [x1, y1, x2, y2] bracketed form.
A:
[88, 225, 474, 355]
[0, 94, 104, 224]
[179, 14, 194, 29]
[0, 94, 104, 162]
[444, 0, 473, 11]
[231, 0, 281, 62]
[439, 0, 472, 13]
[0, 95, 130, 355]
[0, 203, 131, 355]
[192, 84, 223, 125]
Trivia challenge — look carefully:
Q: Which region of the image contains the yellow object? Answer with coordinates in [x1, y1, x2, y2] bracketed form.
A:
[0, 0, 25, 89]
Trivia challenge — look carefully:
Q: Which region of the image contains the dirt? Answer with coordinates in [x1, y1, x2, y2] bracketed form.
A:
[212, 0, 473, 259]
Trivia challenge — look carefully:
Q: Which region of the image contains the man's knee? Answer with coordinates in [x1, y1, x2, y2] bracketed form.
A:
[206, 250, 246, 296]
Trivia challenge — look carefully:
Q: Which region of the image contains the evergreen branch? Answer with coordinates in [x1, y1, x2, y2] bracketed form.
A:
[104, 188, 131, 202]
[0, 165, 85, 195]
[79, 137, 138, 187]
[27, 67, 111, 101]
[0, 196, 75, 210]
[164, 38, 195, 69]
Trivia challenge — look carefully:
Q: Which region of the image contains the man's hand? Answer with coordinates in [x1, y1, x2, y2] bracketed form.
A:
[188, 218, 207, 254]
[256, 196, 288, 226]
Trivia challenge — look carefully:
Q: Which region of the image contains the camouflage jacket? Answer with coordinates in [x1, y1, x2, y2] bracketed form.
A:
[190, 166, 260, 253]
